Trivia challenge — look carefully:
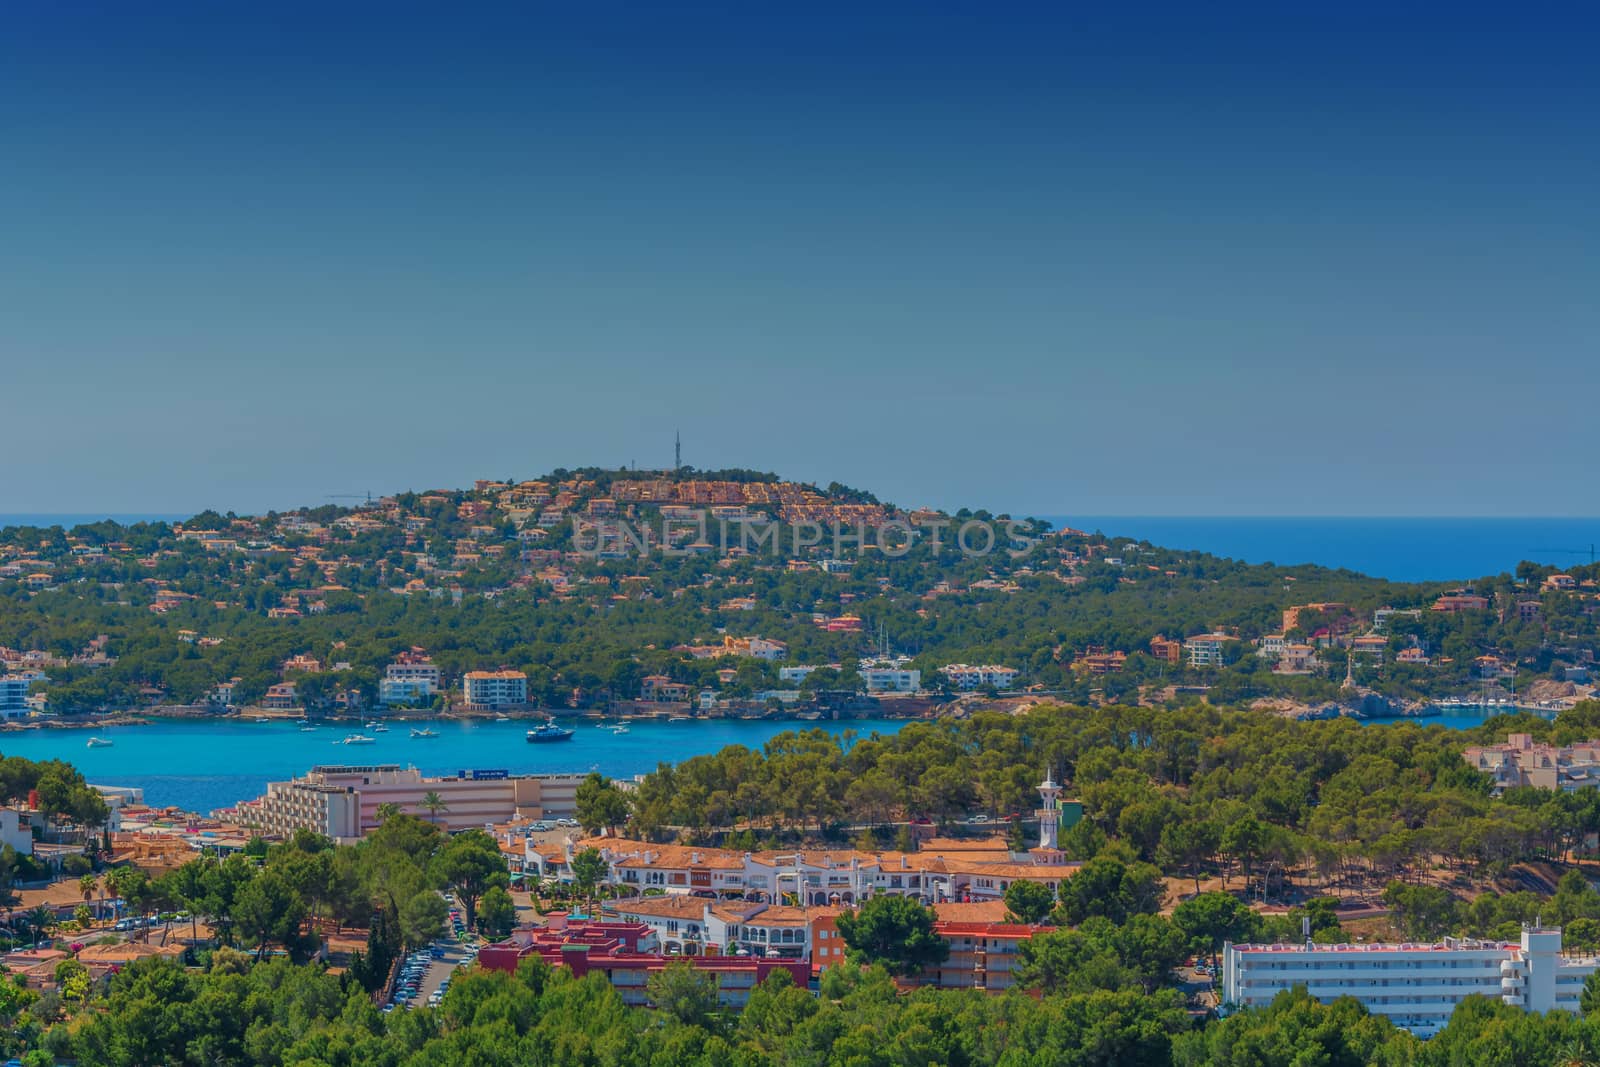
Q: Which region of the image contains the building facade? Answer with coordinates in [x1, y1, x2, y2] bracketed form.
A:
[1184, 634, 1232, 669]
[860, 667, 921, 693]
[0, 676, 31, 720]
[379, 653, 441, 706]
[938, 664, 1019, 690]
[1462, 734, 1600, 792]
[1222, 925, 1599, 1038]
[479, 916, 807, 1009]
[462, 670, 528, 709]
[237, 764, 584, 841]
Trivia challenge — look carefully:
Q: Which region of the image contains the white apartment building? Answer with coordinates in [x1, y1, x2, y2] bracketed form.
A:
[462, 670, 528, 709]
[860, 667, 921, 693]
[379, 678, 434, 705]
[379, 656, 441, 705]
[938, 664, 1019, 690]
[1462, 734, 1600, 793]
[746, 637, 787, 662]
[1223, 925, 1599, 1038]
[778, 665, 820, 684]
[0, 676, 32, 720]
[238, 764, 584, 842]
[1184, 633, 1233, 669]
[600, 895, 814, 961]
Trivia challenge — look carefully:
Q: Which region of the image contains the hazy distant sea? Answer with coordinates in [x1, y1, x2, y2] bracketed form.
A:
[1042, 517, 1600, 583]
[0, 513, 186, 528]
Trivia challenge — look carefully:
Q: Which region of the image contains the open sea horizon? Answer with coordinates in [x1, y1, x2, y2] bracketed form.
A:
[1042, 516, 1600, 584]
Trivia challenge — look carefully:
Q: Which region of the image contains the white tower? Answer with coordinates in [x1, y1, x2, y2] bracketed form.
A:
[1037, 770, 1062, 851]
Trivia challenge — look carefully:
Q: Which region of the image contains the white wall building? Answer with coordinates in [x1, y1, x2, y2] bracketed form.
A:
[0, 676, 32, 720]
[378, 678, 434, 706]
[938, 664, 1019, 690]
[0, 808, 33, 854]
[1223, 925, 1600, 1038]
[860, 667, 921, 693]
[462, 670, 528, 709]
[1184, 633, 1232, 669]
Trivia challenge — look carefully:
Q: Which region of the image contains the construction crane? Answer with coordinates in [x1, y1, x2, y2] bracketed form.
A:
[327, 492, 374, 505]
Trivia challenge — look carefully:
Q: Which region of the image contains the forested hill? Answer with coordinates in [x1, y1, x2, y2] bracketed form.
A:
[1, 470, 1596, 714]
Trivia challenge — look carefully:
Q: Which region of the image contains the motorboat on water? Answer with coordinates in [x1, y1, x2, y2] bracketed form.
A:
[300, 725, 319, 732]
[527, 720, 575, 743]
[371, 723, 389, 732]
[609, 723, 631, 735]
[494, 716, 511, 723]
[341, 733, 377, 745]
[86, 737, 113, 748]
[410, 727, 439, 739]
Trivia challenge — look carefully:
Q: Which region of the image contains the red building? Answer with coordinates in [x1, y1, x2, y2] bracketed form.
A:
[918, 921, 1047, 991]
[480, 915, 809, 1009]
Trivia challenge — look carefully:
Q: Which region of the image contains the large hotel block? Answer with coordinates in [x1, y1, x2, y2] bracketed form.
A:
[235, 764, 584, 841]
[1223, 925, 1599, 1037]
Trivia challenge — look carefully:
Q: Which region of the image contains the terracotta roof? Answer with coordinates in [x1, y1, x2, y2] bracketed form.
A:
[931, 900, 1011, 924]
[935, 921, 1047, 939]
[607, 895, 708, 919]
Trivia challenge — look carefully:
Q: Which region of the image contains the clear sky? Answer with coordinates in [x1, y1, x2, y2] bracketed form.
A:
[2, 2, 1595, 517]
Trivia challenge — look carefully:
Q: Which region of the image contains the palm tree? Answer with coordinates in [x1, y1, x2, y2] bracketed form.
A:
[419, 792, 448, 826]
[1557, 1035, 1600, 1067]
[375, 802, 402, 824]
[28, 905, 54, 948]
[79, 874, 99, 922]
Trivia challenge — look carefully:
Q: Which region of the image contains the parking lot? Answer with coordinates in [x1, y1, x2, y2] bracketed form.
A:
[385, 898, 480, 1012]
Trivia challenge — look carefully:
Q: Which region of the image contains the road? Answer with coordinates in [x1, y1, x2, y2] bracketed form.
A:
[417, 941, 472, 1004]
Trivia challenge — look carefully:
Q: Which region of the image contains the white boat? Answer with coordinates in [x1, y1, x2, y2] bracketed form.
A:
[609, 723, 631, 734]
[411, 727, 439, 739]
[494, 716, 511, 723]
[253, 717, 271, 724]
[342, 733, 377, 745]
[371, 723, 389, 733]
[86, 737, 113, 748]
[300, 725, 318, 732]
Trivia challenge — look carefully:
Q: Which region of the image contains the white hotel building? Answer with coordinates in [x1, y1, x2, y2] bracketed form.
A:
[462, 670, 528, 709]
[378, 657, 441, 706]
[1223, 925, 1600, 1038]
[938, 664, 1019, 690]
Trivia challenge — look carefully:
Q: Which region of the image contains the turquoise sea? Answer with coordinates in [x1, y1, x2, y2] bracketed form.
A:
[0, 706, 1537, 816]
[1046, 516, 1599, 583]
[0, 716, 910, 815]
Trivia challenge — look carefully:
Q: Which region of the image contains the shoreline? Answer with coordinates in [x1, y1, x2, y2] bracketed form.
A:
[1, 703, 937, 732]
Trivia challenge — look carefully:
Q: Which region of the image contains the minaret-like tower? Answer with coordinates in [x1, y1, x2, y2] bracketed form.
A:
[1037, 770, 1062, 851]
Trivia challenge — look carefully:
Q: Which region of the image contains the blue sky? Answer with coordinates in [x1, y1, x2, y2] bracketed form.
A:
[2, 3, 1596, 517]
